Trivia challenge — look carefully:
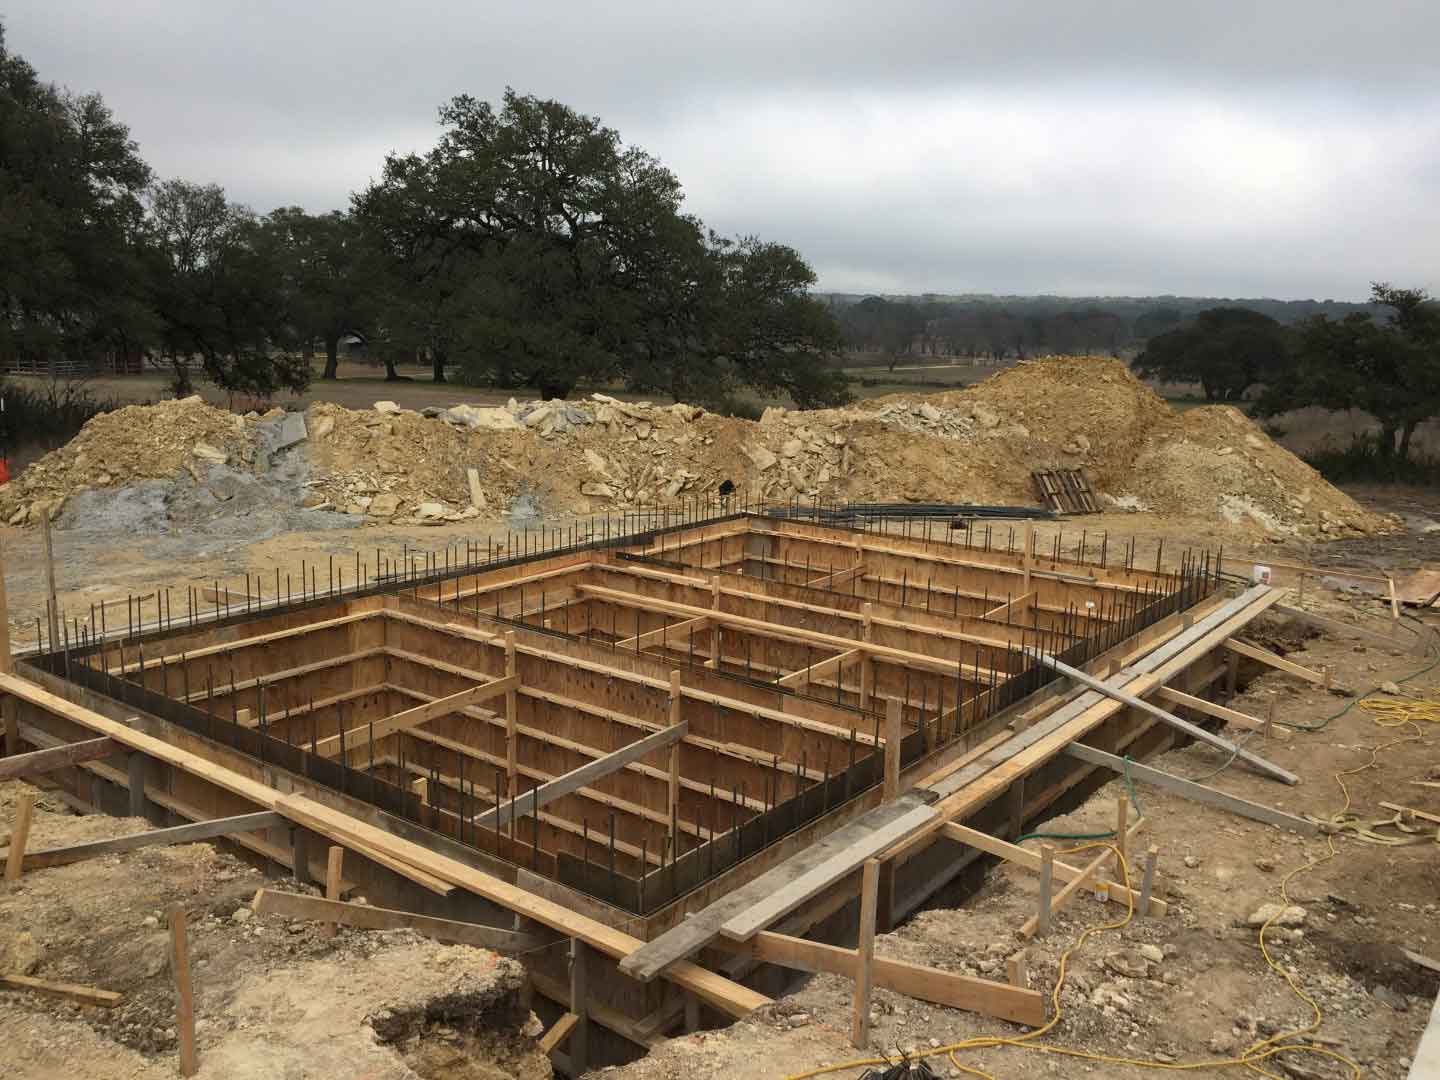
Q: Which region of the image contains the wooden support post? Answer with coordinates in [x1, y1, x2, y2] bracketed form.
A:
[851, 858, 880, 1049]
[860, 603, 874, 712]
[1138, 846, 1159, 916]
[883, 697, 901, 802]
[1022, 522, 1033, 594]
[1036, 844, 1054, 937]
[324, 846, 344, 938]
[127, 752, 148, 820]
[41, 512, 60, 650]
[169, 907, 198, 1077]
[0, 537, 11, 675]
[1007, 778, 1026, 839]
[1225, 649, 1239, 699]
[570, 938, 590, 1074]
[668, 670, 682, 842]
[504, 632, 518, 789]
[1007, 950, 1028, 988]
[6, 788, 36, 881]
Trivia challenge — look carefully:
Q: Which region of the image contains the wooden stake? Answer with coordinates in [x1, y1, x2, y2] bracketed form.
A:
[1, 973, 121, 1007]
[323, 846, 344, 938]
[1036, 844, 1054, 937]
[1138, 846, 1159, 916]
[666, 671, 684, 836]
[169, 907, 198, 1077]
[504, 632, 518, 788]
[5, 788, 35, 881]
[883, 697, 902, 802]
[1006, 949, 1028, 988]
[851, 858, 880, 1049]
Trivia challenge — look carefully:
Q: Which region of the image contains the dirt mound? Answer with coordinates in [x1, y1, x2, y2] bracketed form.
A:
[0, 396, 253, 525]
[0, 359, 1394, 539]
[1124, 405, 1390, 537]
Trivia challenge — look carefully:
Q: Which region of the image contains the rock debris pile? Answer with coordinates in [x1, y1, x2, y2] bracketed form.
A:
[0, 357, 1391, 538]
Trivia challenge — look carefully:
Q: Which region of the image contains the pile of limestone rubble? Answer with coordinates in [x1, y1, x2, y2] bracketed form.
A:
[0, 357, 1392, 538]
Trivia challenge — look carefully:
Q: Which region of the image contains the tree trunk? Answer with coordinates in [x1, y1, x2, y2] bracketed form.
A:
[383, 356, 399, 381]
[1399, 420, 1419, 463]
[432, 349, 447, 384]
[1378, 425, 1399, 457]
[322, 336, 340, 380]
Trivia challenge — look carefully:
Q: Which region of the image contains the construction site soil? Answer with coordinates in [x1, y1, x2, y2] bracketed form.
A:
[0, 357, 1393, 541]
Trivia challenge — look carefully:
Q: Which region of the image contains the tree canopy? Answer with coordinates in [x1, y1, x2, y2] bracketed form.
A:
[356, 89, 849, 405]
[1255, 283, 1440, 462]
[1131, 307, 1289, 401]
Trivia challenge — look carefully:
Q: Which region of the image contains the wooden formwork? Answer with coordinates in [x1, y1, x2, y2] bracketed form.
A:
[4, 510, 1294, 1067]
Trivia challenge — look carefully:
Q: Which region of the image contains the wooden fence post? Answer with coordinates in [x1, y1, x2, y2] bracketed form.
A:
[169, 907, 198, 1077]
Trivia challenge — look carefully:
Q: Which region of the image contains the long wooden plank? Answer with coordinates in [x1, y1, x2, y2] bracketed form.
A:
[620, 795, 930, 981]
[0, 737, 120, 781]
[615, 615, 711, 651]
[312, 675, 518, 757]
[1019, 845, 1111, 939]
[1154, 686, 1289, 740]
[539, 1013, 579, 1055]
[1032, 651, 1297, 784]
[577, 584, 989, 681]
[718, 804, 936, 942]
[940, 821, 1167, 916]
[471, 721, 688, 831]
[776, 647, 862, 689]
[14, 811, 284, 871]
[1223, 638, 1325, 684]
[748, 931, 1045, 1027]
[1, 973, 122, 1007]
[273, 793, 769, 1019]
[250, 889, 559, 952]
[0, 675, 454, 897]
[1063, 744, 1318, 835]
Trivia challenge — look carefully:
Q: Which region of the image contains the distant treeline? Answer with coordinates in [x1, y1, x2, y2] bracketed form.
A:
[823, 293, 1382, 363]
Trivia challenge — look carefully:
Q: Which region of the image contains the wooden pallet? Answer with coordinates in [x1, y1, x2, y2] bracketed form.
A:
[1032, 469, 1099, 514]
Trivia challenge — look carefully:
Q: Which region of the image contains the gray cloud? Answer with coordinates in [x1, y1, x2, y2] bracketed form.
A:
[7, 2, 1438, 298]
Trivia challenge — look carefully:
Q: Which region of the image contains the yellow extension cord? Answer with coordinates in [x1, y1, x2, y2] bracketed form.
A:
[783, 693, 1440, 1080]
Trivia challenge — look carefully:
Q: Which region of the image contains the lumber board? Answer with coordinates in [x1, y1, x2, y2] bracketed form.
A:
[1, 973, 122, 1007]
[539, 1012, 579, 1055]
[776, 647, 862, 688]
[0, 675, 453, 897]
[616, 615, 711, 651]
[0, 736, 120, 781]
[16, 811, 284, 871]
[1063, 743, 1317, 834]
[1381, 801, 1440, 827]
[718, 803, 936, 942]
[1223, 638, 1324, 684]
[250, 889, 558, 951]
[748, 931, 1045, 1027]
[313, 675, 518, 757]
[273, 793, 769, 1018]
[618, 795, 930, 981]
[1033, 651, 1297, 784]
[1154, 686, 1289, 740]
[940, 821, 1167, 916]
[471, 720, 688, 831]
[1020, 845, 1111, 939]
[577, 583, 989, 681]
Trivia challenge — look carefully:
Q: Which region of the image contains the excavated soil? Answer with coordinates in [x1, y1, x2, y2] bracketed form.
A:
[0, 358, 1393, 540]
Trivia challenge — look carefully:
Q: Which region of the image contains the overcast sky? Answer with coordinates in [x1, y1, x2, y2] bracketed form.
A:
[6, 3, 1438, 299]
